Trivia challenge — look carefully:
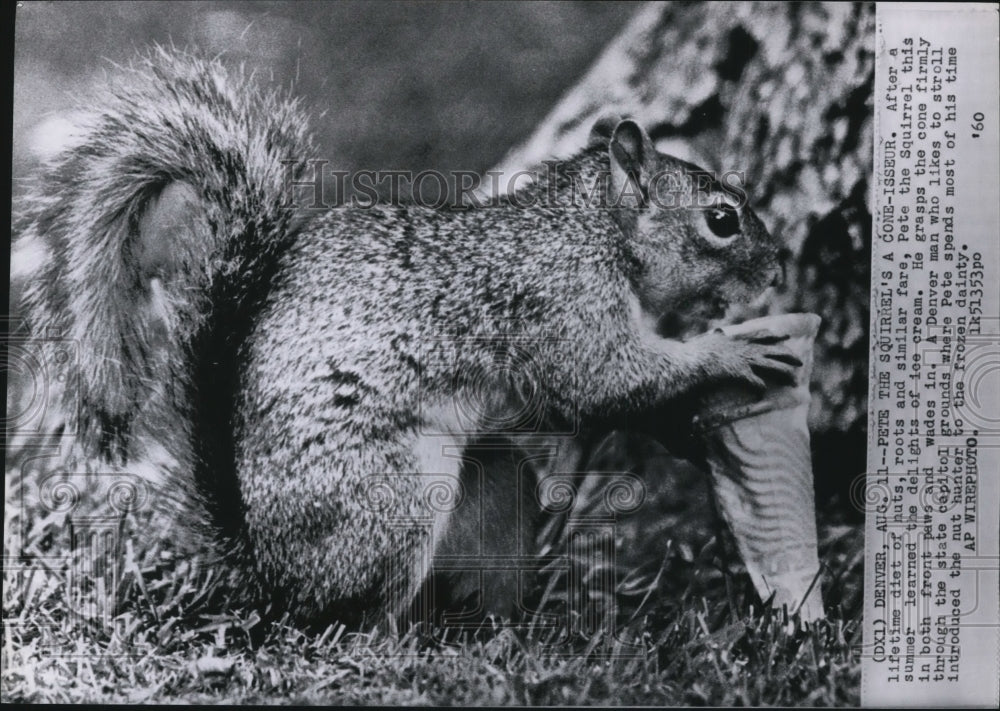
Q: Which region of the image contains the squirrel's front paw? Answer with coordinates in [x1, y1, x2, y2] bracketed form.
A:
[699, 329, 803, 390]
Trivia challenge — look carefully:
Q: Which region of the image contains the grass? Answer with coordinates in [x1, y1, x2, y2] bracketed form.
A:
[3, 441, 863, 705]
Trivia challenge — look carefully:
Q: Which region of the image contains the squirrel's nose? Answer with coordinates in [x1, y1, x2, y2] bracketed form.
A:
[770, 247, 791, 288]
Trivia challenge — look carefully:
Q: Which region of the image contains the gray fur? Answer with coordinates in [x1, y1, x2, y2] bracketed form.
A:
[15, 50, 796, 624]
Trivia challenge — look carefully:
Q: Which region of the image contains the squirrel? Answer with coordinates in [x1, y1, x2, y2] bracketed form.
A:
[14, 48, 801, 627]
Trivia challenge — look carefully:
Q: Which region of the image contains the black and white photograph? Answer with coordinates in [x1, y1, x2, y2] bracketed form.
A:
[3, 1, 997, 706]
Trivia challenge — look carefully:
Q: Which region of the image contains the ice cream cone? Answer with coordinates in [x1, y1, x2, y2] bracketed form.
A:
[691, 313, 824, 622]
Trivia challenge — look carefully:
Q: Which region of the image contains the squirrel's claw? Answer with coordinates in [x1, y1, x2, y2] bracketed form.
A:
[750, 353, 800, 386]
[735, 330, 791, 345]
[764, 352, 803, 367]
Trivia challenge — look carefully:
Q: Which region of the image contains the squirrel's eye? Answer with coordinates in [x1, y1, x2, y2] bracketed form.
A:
[704, 203, 741, 238]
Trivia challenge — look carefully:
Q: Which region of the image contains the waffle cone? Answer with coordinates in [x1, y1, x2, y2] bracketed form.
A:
[692, 313, 824, 621]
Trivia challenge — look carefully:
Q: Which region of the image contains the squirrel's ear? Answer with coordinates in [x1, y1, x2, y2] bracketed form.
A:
[587, 113, 623, 147]
[609, 119, 652, 208]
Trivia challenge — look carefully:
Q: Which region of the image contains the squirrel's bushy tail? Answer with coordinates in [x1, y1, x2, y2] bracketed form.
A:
[15, 47, 316, 462]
